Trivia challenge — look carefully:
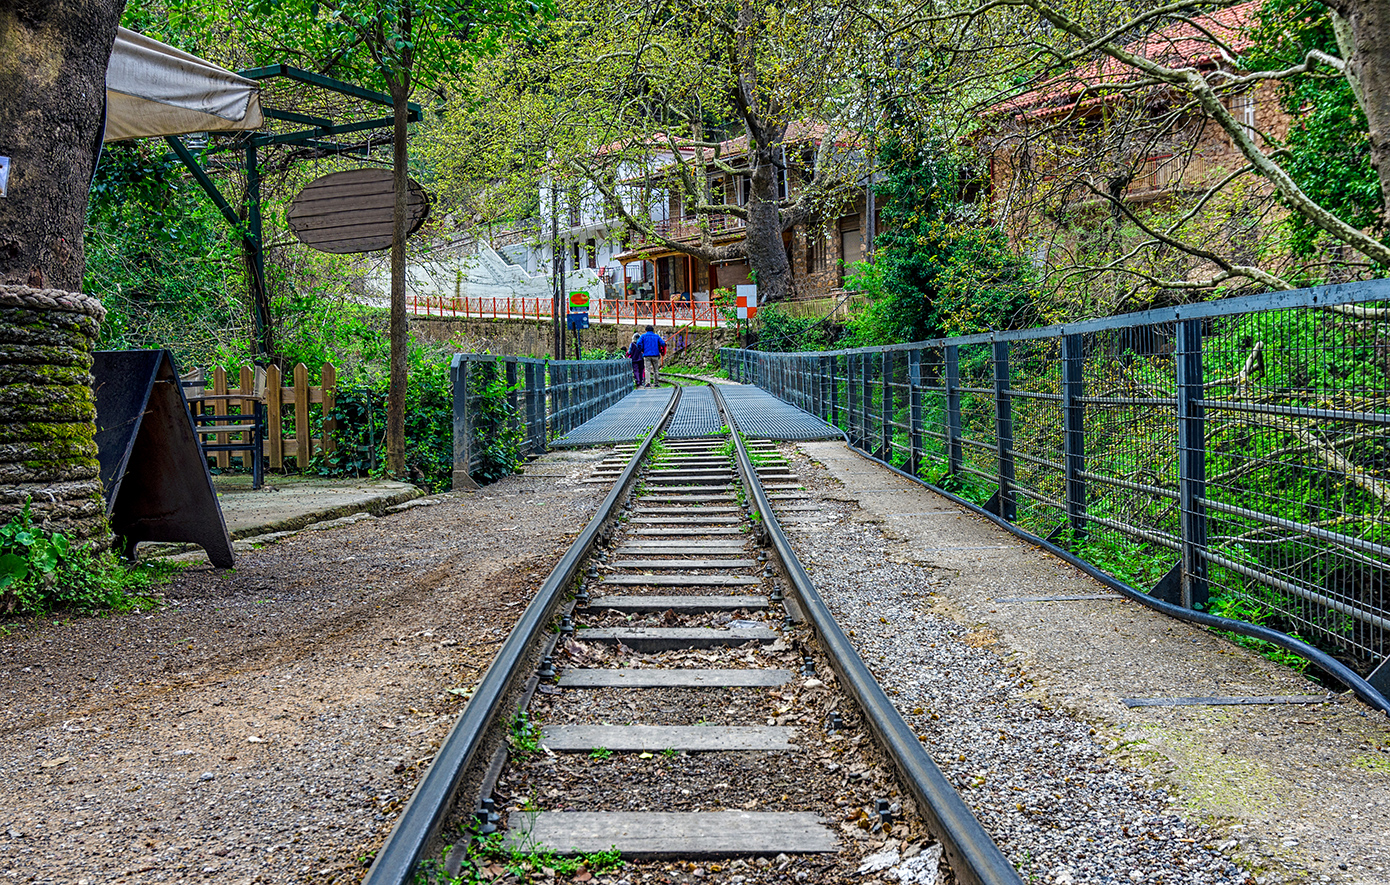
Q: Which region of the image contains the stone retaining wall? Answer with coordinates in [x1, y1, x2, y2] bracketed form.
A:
[0, 286, 107, 540]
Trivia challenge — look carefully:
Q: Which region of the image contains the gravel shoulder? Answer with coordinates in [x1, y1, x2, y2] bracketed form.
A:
[790, 441, 1390, 885]
[0, 447, 613, 885]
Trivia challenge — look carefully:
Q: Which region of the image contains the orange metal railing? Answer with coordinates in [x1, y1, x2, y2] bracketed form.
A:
[405, 295, 735, 328]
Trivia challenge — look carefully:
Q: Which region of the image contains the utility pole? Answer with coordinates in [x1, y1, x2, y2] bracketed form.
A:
[551, 181, 563, 360]
[865, 81, 876, 264]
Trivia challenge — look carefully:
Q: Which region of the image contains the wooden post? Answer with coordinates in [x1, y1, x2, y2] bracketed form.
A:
[294, 362, 311, 467]
[268, 361, 284, 469]
[266, 364, 283, 470]
[321, 363, 337, 456]
[213, 366, 230, 469]
[239, 365, 255, 472]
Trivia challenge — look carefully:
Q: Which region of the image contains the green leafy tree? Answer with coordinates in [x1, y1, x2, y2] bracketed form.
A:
[245, 0, 552, 476]
[847, 141, 1037, 345]
[1245, 0, 1384, 260]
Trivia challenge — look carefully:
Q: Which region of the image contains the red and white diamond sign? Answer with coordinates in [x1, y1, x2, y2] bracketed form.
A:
[736, 284, 758, 320]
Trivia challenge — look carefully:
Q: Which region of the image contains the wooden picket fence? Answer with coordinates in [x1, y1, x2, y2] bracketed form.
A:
[201, 363, 337, 471]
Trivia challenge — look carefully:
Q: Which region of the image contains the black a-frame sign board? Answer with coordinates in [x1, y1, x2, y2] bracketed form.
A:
[93, 350, 235, 568]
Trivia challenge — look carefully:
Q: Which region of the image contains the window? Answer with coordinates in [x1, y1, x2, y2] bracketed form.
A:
[807, 230, 827, 272]
[1229, 89, 1256, 141]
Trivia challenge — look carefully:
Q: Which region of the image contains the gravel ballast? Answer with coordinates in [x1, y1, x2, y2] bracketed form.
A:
[783, 441, 1390, 885]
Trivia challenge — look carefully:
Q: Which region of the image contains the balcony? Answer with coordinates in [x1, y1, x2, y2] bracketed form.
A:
[640, 214, 747, 245]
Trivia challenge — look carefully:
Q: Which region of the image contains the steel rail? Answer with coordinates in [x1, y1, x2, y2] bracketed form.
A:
[710, 385, 1026, 885]
[363, 386, 682, 885]
[836, 444, 1390, 717]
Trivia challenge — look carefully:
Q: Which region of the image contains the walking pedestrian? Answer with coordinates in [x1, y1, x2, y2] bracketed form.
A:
[639, 325, 666, 388]
[627, 331, 645, 389]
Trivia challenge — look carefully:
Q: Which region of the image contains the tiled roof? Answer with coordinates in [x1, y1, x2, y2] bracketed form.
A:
[992, 2, 1259, 118]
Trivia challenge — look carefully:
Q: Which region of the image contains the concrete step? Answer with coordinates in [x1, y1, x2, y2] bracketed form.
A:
[632, 528, 745, 536]
[504, 811, 836, 858]
[612, 548, 749, 557]
[609, 559, 759, 569]
[558, 668, 791, 688]
[649, 476, 734, 483]
[587, 594, 767, 612]
[578, 626, 776, 650]
[602, 574, 760, 586]
[640, 486, 738, 494]
[628, 514, 745, 522]
[615, 543, 748, 552]
[540, 724, 794, 752]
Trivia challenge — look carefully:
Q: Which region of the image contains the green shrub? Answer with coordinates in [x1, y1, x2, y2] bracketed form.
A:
[322, 343, 521, 490]
[0, 502, 169, 615]
[752, 303, 835, 352]
[462, 359, 524, 483]
[323, 345, 455, 491]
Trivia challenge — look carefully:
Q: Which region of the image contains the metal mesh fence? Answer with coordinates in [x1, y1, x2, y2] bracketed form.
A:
[450, 354, 632, 480]
[721, 282, 1390, 675]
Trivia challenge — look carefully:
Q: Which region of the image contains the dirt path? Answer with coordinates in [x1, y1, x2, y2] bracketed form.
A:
[0, 447, 612, 885]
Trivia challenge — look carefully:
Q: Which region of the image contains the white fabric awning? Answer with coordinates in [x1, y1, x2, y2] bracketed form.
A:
[104, 28, 263, 142]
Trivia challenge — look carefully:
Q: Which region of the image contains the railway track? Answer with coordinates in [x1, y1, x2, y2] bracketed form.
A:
[364, 387, 1022, 885]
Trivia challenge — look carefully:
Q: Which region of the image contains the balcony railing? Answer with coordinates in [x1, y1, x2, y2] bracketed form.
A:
[407, 294, 736, 328]
[642, 214, 747, 244]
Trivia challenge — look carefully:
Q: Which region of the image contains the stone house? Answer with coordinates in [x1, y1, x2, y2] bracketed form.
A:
[981, 1, 1293, 262]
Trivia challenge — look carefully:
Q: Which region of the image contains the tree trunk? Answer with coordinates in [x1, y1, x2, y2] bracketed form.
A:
[1334, 0, 1390, 226]
[0, 0, 126, 289]
[744, 144, 792, 302]
[0, 0, 125, 543]
[386, 81, 409, 478]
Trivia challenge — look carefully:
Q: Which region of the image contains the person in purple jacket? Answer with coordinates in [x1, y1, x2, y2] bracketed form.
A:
[627, 332, 645, 389]
[639, 325, 666, 388]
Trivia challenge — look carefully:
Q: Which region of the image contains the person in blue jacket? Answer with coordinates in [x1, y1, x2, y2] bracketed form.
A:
[639, 325, 666, 388]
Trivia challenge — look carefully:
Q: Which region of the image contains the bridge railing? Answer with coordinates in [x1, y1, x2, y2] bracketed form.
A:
[410, 294, 734, 328]
[722, 281, 1390, 680]
[450, 353, 632, 486]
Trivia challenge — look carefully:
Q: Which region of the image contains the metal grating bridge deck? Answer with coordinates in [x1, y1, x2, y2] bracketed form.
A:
[551, 388, 674, 447]
[666, 387, 725, 439]
[719, 385, 842, 441]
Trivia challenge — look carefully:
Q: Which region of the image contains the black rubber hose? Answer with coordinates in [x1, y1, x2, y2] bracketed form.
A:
[842, 445, 1390, 717]
[712, 386, 1025, 885]
[363, 386, 681, 885]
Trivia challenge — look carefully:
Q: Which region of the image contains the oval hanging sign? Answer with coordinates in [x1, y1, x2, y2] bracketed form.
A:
[287, 168, 431, 254]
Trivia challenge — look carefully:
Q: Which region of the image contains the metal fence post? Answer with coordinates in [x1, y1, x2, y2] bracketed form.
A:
[908, 348, 923, 477]
[993, 339, 1017, 522]
[945, 344, 962, 476]
[829, 355, 840, 429]
[534, 361, 548, 452]
[451, 356, 480, 490]
[881, 351, 894, 460]
[856, 350, 867, 447]
[505, 359, 520, 446]
[1061, 334, 1087, 537]
[1175, 319, 1210, 609]
[846, 353, 858, 446]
